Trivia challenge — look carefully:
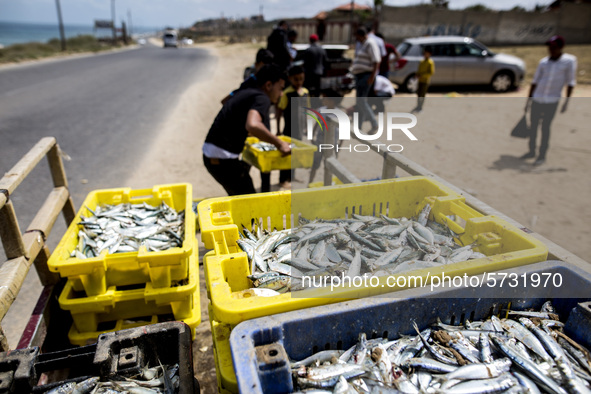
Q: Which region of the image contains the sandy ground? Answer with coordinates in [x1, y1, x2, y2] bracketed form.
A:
[120, 41, 591, 392]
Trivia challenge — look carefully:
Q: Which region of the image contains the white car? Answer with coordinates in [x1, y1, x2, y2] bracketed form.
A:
[163, 31, 178, 48]
[389, 36, 526, 93]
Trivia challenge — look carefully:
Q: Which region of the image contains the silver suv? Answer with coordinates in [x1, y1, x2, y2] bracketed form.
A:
[389, 36, 525, 93]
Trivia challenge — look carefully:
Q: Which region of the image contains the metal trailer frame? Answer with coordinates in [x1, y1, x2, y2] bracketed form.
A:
[318, 122, 591, 272]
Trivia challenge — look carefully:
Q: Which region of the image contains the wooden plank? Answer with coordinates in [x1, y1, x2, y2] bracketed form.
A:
[0, 200, 26, 260]
[32, 246, 59, 286]
[62, 196, 76, 225]
[22, 232, 44, 272]
[0, 324, 8, 352]
[0, 256, 30, 322]
[325, 157, 361, 184]
[0, 137, 56, 209]
[47, 144, 68, 188]
[26, 187, 69, 241]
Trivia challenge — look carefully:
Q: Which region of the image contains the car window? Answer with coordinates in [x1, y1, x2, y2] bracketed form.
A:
[422, 44, 453, 57]
[454, 43, 483, 57]
[397, 42, 411, 56]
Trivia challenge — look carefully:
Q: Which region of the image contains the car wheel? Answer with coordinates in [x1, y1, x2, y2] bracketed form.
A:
[404, 74, 419, 93]
[491, 71, 514, 93]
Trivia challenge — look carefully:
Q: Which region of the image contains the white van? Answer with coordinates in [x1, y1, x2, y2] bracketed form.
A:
[163, 30, 178, 48]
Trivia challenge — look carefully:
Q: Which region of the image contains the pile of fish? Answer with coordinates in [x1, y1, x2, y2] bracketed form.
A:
[249, 141, 295, 151]
[44, 362, 180, 393]
[290, 301, 591, 393]
[71, 202, 185, 258]
[237, 205, 484, 293]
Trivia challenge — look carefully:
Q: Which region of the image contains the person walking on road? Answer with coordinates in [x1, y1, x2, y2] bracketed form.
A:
[303, 34, 327, 97]
[521, 35, 577, 167]
[412, 46, 434, 113]
[203, 65, 291, 196]
[351, 27, 381, 133]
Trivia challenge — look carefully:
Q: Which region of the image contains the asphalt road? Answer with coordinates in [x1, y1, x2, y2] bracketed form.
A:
[0, 43, 214, 347]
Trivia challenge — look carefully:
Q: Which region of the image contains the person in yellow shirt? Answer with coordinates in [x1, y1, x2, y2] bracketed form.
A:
[413, 46, 434, 113]
[276, 65, 310, 189]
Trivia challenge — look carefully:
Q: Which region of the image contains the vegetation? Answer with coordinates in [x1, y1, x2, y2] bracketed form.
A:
[463, 4, 493, 12]
[0, 35, 120, 64]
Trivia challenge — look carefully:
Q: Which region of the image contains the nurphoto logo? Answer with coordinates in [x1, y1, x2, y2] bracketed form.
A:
[304, 106, 418, 153]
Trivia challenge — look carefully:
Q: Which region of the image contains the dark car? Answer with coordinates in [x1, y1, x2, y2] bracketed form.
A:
[243, 44, 354, 95]
[292, 43, 354, 95]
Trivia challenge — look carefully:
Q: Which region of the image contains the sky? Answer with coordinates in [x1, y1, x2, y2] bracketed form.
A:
[0, 0, 554, 29]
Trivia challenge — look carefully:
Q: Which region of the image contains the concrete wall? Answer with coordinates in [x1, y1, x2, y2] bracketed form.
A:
[378, 3, 591, 46]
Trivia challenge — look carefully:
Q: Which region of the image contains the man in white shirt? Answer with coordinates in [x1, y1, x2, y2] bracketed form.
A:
[351, 27, 381, 132]
[522, 35, 577, 166]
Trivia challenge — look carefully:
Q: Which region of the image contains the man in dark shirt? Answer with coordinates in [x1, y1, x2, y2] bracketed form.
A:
[303, 34, 327, 97]
[267, 20, 291, 72]
[203, 65, 291, 195]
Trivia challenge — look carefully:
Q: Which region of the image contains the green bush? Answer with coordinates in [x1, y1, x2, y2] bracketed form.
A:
[0, 35, 118, 64]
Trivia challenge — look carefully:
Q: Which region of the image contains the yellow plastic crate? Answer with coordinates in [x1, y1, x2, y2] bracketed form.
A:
[210, 307, 239, 394]
[60, 248, 199, 335]
[67, 288, 201, 346]
[308, 176, 343, 188]
[199, 177, 548, 326]
[241, 136, 317, 173]
[48, 184, 195, 296]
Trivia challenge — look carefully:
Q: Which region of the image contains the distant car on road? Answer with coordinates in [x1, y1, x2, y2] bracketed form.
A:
[181, 37, 194, 46]
[389, 36, 526, 93]
[163, 31, 178, 48]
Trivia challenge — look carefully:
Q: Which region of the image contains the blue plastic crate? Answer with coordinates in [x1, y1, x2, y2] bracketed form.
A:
[230, 261, 591, 394]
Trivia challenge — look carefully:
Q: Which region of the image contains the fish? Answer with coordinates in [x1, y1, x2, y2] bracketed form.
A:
[287, 305, 590, 393]
[235, 207, 488, 293]
[72, 202, 184, 258]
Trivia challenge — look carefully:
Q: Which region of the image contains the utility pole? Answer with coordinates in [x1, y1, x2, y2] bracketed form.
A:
[55, 0, 66, 51]
[127, 9, 133, 38]
[111, 0, 117, 44]
[349, 0, 355, 45]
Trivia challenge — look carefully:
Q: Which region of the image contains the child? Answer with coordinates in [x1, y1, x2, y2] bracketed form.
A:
[276, 65, 310, 189]
[308, 89, 343, 184]
[413, 46, 434, 113]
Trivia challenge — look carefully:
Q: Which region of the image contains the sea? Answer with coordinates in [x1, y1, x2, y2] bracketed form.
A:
[0, 21, 161, 47]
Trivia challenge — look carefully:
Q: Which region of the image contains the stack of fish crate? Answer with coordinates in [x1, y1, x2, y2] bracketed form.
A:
[48, 184, 200, 346]
[197, 176, 549, 393]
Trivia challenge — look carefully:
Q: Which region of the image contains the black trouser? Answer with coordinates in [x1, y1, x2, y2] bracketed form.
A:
[305, 73, 321, 97]
[529, 101, 559, 159]
[203, 155, 255, 196]
[417, 82, 429, 110]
